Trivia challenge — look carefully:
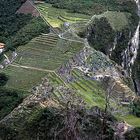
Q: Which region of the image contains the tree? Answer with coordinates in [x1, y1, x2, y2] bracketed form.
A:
[87, 17, 115, 54]
[101, 77, 116, 140]
[130, 98, 140, 117]
[0, 73, 9, 86]
[125, 127, 140, 140]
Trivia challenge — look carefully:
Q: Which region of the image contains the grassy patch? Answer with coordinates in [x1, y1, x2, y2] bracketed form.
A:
[89, 11, 130, 31]
[15, 34, 84, 70]
[36, 3, 91, 27]
[1, 67, 65, 91]
[1, 32, 83, 91]
[1, 66, 49, 91]
[118, 115, 140, 127]
[69, 70, 105, 108]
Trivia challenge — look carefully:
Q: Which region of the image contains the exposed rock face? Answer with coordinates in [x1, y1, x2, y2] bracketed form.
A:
[121, 24, 139, 76]
[132, 0, 140, 95]
[135, 79, 140, 94]
[114, 122, 134, 140]
[124, 0, 140, 95]
[17, 0, 40, 17]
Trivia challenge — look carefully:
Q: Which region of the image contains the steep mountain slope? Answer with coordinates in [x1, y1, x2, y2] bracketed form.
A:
[0, 0, 140, 139]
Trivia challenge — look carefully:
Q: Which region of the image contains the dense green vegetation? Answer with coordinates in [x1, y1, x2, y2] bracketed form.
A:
[132, 47, 140, 87]
[45, 0, 137, 15]
[0, 92, 115, 140]
[0, 71, 27, 120]
[0, 0, 140, 139]
[0, 0, 26, 44]
[86, 17, 115, 54]
[80, 14, 138, 65]
[125, 127, 140, 140]
[0, 88, 27, 120]
[80, 16, 131, 63]
[0, 73, 8, 86]
[130, 98, 140, 117]
[6, 17, 49, 50]
[0, 0, 49, 124]
[0, 0, 49, 51]
[0, 0, 22, 16]
[37, 3, 90, 27]
[24, 107, 114, 140]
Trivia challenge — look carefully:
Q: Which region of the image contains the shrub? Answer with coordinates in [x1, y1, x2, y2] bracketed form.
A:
[125, 127, 140, 140]
[0, 73, 9, 86]
[130, 98, 140, 117]
[87, 17, 115, 54]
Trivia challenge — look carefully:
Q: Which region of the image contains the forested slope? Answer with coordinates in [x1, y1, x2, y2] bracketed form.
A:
[45, 0, 137, 15]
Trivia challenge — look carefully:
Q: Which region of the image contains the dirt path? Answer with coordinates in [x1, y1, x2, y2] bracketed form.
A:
[29, 0, 59, 36]
[10, 64, 69, 87]
[10, 64, 54, 73]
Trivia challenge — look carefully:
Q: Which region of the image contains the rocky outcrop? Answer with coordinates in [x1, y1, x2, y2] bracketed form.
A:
[114, 122, 134, 140]
[121, 24, 139, 76]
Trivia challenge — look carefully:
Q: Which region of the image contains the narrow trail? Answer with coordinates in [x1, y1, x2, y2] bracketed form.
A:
[60, 36, 84, 43]
[10, 64, 69, 87]
[33, 1, 88, 44]
[10, 64, 54, 73]
[29, 0, 59, 36]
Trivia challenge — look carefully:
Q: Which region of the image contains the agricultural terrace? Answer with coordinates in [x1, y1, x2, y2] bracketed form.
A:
[1, 66, 48, 91]
[36, 3, 91, 27]
[2, 33, 84, 91]
[68, 69, 106, 108]
[15, 33, 84, 70]
[68, 69, 140, 127]
[1, 66, 64, 91]
[71, 11, 131, 33]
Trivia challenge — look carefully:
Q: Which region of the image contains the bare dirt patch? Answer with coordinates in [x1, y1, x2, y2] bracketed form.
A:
[17, 0, 40, 17]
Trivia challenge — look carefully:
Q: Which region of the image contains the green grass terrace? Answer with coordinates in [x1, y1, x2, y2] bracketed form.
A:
[36, 3, 91, 27]
[1, 33, 84, 91]
[68, 69, 106, 108]
[14, 33, 84, 70]
[1, 66, 65, 91]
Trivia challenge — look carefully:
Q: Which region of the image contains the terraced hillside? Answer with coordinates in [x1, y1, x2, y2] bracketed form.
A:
[2, 62, 66, 91]
[68, 69, 106, 108]
[1, 1, 140, 139]
[1, 66, 48, 91]
[2, 33, 84, 91]
[36, 3, 91, 27]
[15, 33, 84, 70]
